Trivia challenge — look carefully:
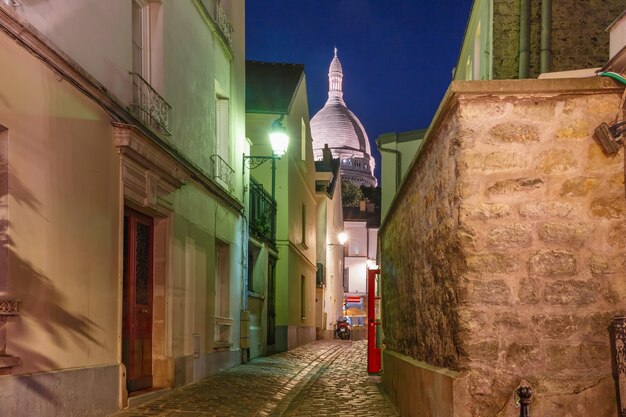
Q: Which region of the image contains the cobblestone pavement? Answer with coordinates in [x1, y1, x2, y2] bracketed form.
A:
[112, 340, 397, 417]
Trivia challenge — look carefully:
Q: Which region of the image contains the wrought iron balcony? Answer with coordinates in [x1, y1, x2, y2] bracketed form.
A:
[215, 1, 233, 44]
[249, 178, 276, 245]
[210, 154, 234, 192]
[129, 72, 172, 136]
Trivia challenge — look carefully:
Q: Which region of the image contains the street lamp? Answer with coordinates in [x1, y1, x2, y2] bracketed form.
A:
[328, 231, 348, 247]
[244, 115, 289, 199]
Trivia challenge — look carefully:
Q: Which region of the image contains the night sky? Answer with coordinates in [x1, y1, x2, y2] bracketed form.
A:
[246, 1, 473, 181]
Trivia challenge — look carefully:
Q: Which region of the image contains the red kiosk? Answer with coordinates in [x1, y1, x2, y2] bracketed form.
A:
[367, 268, 381, 373]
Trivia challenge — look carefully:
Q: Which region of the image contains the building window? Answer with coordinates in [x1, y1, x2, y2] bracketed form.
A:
[301, 204, 307, 246]
[300, 275, 306, 319]
[343, 268, 349, 293]
[216, 97, 230, 163]
[132, 0, 150, 79]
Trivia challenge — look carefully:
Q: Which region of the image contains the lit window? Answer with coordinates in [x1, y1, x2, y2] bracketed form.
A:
[216, 97, 230, 162]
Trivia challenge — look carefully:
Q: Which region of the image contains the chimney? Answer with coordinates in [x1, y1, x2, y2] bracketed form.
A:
[322, 144, 332, 164]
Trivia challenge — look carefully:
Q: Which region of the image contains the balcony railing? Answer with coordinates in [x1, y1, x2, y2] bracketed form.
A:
[249, 178, 276, 245]
[129, 72, 172, 136]
[210, 154, 234, 192]
[215, 1, 233, 44]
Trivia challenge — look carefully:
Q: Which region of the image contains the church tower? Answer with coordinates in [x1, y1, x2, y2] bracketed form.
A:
[311, 49, 377, 188]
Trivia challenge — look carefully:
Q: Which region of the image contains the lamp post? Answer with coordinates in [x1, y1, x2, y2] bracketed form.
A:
[243, 115, 289, 200]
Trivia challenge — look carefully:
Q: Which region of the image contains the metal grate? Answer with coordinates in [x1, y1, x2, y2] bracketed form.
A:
[215, 1, 233, 44]
[249, 178, 276, 245]
[210, 154, 234, 192]
[129, 72, 172, 136]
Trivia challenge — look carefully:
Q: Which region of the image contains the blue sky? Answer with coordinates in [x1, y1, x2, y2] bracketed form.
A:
[246, 1, 473, 180]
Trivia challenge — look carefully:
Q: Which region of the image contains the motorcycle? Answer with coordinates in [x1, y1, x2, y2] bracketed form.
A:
[336, 317, 351, 340]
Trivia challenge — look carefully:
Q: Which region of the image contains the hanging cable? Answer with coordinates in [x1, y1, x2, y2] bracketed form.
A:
[598, 71, 626, 85]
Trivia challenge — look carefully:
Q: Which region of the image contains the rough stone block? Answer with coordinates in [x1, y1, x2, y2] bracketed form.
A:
[458, 100, 506, 119]
[559, 176, 599, 197]
[587, 142, 623, 170]
[487, 223, 532, 248]
[589, 253, 626, 275]
[589, 197, 626, 219]
[546, 343, 609, 371]
[465, 340, 499, 362]
[518, 277, 541, 304]
[608, 221, 626, 247]
[556, 119, 592, 139]
[606, 276, 626, 303]
[505, 342, 539, 367]
[512, 100, 556, 121]
[457, 181, 480, 199]
[489, 123, 539, 143]
[519, 201, 574, 218]
[494, 312, 525, 329]
[531, 314, 580, 339]
[537, 222, 589, 248]
[536, 148, 577, 174]
[457, 309, 488, 335]
[460, 202, 511, 220]
[545, 280, 599, 305]
[466, 253, 519, 274]
[488, 178, 543, 195]
[460, 152, 526, 172]
[529, 249, 577, 276]
[468, 280, 512, 305]
[587, 312, 614, 337]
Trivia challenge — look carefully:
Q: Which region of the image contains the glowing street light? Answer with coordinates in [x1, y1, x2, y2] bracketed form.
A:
[244, 114, 290, 199]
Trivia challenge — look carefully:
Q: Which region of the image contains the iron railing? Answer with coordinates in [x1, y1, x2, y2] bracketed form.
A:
[249, 178, 276, 245]
[129, 72, 171, 136]
[215, 1, 233, 44]
[210, 154, 234, 192]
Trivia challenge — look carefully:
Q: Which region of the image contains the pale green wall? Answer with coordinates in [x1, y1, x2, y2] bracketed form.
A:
[454, 0, 492, 81]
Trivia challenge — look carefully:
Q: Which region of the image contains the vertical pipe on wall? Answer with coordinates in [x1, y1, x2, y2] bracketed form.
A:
[540, 0, 552, 74]
[518, 0, 531, 78]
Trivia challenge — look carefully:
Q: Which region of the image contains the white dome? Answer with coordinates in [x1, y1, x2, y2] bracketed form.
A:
[310, 49, 377, 187]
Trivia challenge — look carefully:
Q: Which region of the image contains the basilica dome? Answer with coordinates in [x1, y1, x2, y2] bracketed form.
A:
[311, 49, 377, 188]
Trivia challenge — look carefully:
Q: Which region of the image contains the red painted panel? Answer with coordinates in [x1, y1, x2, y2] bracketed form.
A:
[367, 268, 381, 374]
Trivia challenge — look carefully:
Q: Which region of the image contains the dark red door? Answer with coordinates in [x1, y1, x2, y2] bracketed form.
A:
[367, 268, 381, 374]
[123, 209, 154, 392]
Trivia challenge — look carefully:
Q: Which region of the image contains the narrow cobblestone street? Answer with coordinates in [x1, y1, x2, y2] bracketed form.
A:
[112, 340, 397, 417]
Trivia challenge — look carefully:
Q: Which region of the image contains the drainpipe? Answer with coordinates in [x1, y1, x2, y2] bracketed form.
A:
[519, 0, 531, 78]
[540, 0, 552, 74]
[376, 135, 401, 193]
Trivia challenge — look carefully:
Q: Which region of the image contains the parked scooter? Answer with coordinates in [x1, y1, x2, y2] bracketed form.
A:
[336, 317, 351, 340]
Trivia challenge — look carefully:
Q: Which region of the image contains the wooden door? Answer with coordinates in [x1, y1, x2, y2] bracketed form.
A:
[123, 209, 154, 392]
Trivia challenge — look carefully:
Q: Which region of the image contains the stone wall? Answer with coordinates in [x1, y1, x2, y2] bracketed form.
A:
[492, 0, 624, 79]
[380, 78, 626, 416]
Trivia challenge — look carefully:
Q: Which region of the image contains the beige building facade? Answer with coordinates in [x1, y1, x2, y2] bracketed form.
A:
[246, 61, 318, 354]
[314, 148, 345, 340]
[0, 1, 247, 415]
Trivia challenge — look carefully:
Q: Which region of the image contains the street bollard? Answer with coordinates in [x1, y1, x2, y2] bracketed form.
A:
[516, 385, 533, 417]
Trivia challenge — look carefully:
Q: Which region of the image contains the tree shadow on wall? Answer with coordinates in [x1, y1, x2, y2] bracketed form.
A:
[2, 173, 103, 405]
